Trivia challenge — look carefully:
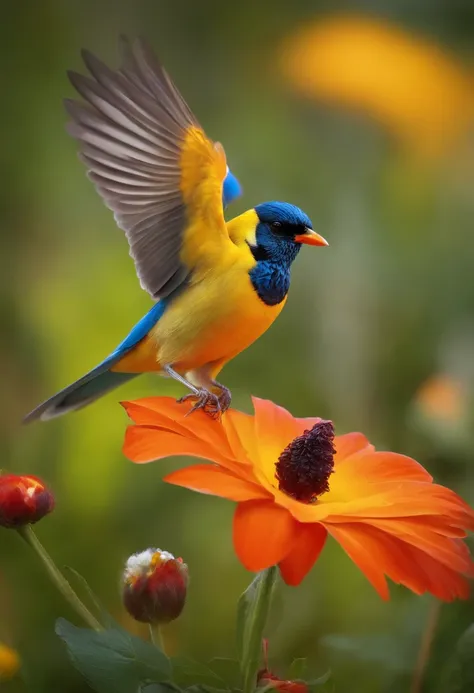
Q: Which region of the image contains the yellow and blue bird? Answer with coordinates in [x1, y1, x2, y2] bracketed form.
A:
[24, 37, 327, 423]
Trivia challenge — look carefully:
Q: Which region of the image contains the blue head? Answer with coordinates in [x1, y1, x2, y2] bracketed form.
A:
[253, 202, 327, 261]
[248, 202, 328, 306]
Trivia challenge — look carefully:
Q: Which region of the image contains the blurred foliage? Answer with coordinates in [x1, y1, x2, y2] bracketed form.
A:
[439, 623, 474, 692]
[1, 1, 473, 692]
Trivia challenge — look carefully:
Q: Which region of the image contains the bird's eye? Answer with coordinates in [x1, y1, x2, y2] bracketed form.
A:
[271, 221, 282, 230]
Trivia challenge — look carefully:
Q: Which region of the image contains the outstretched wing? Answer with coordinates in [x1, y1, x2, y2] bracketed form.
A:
[65, 36, 241, 299]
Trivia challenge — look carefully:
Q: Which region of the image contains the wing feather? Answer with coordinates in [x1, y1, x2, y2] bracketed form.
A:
[66, 36, 236, 299]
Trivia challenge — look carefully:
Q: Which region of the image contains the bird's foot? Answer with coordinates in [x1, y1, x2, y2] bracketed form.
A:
[178, 389, 222, 419]
[215, 384, 232, 414]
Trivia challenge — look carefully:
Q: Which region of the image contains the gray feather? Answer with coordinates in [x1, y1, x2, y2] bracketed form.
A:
[23, 368, 136, 422]
[65, 37, 201, 299]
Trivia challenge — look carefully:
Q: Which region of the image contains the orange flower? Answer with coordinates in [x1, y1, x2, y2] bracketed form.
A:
[122, 397, 474, 601]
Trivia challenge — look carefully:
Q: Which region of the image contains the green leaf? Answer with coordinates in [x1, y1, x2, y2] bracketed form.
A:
[236, 568, 278, 693]
[236, 573, 262, 662]
[264, 582, 284, 638]
[440, 623, 474, 693]
[64, 566, 118, 630]
[288, 658, 307, 681]
[56, 617, 171, 693]
[172, 657, 226, 688]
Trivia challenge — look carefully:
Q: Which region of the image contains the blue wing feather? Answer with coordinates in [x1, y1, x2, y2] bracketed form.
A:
[108, 300, 167, 356]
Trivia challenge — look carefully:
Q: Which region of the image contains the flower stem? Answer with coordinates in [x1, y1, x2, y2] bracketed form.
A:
[411, 600, 441, 693]
[18, 525, 101, 632]
[241, 567, 278, 693]
[149, 623, 166, 653]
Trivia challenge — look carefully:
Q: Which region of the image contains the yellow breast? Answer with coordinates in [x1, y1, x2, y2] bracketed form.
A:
[151, 261, 286, 373]
[114, 208, 286, 375]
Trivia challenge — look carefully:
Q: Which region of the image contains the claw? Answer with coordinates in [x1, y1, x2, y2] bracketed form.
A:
[177, 389, 222, 419]
[216, 385, 232, 414]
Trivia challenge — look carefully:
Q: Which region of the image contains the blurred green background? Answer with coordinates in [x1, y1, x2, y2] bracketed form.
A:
[1, 1, 474, 691]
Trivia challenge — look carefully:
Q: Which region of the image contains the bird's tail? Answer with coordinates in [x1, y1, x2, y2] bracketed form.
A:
[24, 302, 170, 423]
[23, 361, 137, 423]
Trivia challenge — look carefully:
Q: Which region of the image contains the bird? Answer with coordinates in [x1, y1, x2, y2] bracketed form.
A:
[24, 37, 328, 423]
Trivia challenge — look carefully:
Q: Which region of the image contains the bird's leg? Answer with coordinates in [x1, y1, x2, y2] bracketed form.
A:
[186, 367, 232, 415]
[163, 365, 220, 418]
[180, 390, 222, 418]
[210, 379, 232, 413]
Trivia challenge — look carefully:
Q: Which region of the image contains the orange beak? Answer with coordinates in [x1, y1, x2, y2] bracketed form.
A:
[294, 228, 329, 247]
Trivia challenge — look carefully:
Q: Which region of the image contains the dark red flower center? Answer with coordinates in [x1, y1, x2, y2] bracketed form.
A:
[275, 421, 335, 503]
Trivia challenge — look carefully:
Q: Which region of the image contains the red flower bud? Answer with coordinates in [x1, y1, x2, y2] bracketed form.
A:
[0, 475, 54, 528]
[123, 549, 188, 624]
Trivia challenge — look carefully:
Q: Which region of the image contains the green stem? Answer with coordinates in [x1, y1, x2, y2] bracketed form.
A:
[149, 623, 166, 653]
[18, 525, 101, 632]
[242, 567, 278, 693]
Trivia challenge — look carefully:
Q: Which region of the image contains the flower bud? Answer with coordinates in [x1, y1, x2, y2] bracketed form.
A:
[0, 474, 54, 528]
[122, 548, 188, 624]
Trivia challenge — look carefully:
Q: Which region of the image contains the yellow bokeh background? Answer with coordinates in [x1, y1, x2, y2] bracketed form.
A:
[281, 15, 474, 159]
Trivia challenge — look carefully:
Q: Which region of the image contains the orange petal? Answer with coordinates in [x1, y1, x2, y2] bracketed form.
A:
[316, 483, 474, 524]
[290, 451, 440, 523]
[363, 517, 474, 576]
[233, 500, 296, 571]
[252, 397, 303, 460]
[329, 513, 469, 538]
[164, 464, 271, 502]
[333, 432, 374, 462]
[327, 523, 390, 599]
[293, 416, 324, 433]
[123, 425, 219, 464]
[397, 541, 471, 601]
[123, 397, 186, 425]
[122, 398, 234, 459]
[278, 523, 327, 586]
[339, 450, 433, 482]
[222, 409, 259, 464]
[123, 424, 256, 479]
[327, 522, 471, 601]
